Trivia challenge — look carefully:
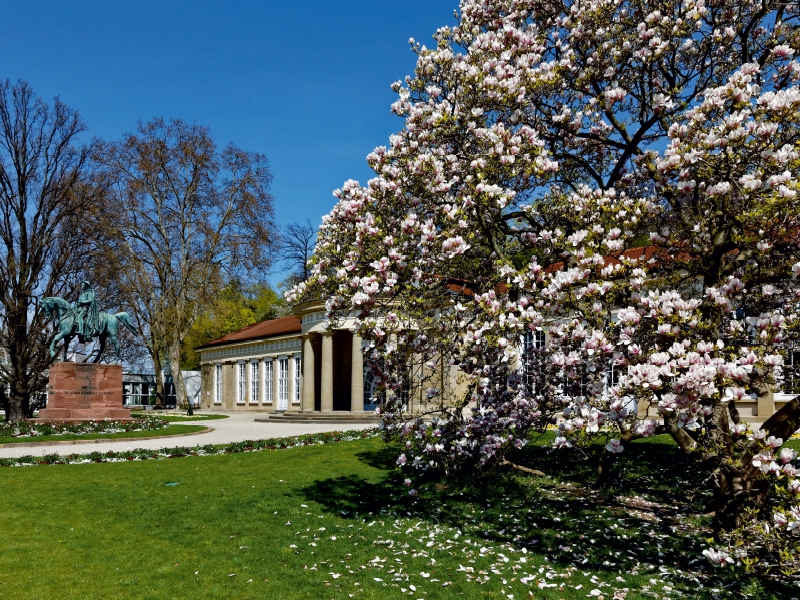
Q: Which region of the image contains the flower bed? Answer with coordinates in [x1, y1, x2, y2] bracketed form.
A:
[0, 428, 379, 467]
[1, 414, 168, 439]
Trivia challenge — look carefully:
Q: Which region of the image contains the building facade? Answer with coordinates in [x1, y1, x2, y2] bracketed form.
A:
[198, 300, 798, 420]
[196, 300, 470, 413]
[197, 301, 379, 412]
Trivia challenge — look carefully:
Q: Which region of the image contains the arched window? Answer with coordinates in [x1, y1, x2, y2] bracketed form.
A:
[363, 368, 382, 411]
[363, 364, 409, 410]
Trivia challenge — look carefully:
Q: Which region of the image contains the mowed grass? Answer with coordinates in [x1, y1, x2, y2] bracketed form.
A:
[0, 424, 207, 445]
[0, 434, 797, 599]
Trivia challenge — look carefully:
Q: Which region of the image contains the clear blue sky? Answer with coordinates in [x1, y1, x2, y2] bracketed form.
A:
[0, 0, 456, 279]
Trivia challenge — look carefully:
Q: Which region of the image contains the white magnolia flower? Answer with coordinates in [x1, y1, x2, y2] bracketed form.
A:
[702, 548, 734, 566]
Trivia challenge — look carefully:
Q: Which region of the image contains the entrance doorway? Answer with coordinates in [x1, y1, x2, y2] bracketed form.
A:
[277, 357, 289, 410]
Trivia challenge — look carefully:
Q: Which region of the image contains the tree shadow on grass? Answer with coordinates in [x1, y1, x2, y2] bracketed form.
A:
[299, 472, 400, 519]
[299, 441, 795, 599]
[353, 447, 400, 471]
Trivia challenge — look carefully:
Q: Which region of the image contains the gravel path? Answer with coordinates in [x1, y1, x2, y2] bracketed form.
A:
[0, 411, 376, 458]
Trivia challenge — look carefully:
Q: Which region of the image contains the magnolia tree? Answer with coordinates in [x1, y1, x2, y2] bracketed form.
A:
[290, 0, 800, 572]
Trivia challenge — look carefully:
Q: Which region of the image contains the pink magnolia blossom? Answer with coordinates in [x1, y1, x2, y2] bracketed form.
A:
[294, 0, 800, 575]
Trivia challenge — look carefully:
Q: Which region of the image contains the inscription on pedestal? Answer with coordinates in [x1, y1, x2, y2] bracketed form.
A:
[39, 362, 131, 421]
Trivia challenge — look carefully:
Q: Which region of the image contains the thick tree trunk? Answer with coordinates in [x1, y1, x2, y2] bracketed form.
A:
[706, 398, 800, 529]
[5, 327, 35, 421]
[144, 326, 166, 408]
[168, 341, 191, 415]
[595, 451, 617, 484]
[1, 385, 29, 422]
[6, 383, 31, 422]
[152, 355, 165, 409]
[760, 395, 800, 444]
[710, 467, 771, 531]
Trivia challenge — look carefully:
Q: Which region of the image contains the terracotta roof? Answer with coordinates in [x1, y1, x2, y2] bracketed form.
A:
[543, 245, 685, 274]
[195, 316, 302, 350]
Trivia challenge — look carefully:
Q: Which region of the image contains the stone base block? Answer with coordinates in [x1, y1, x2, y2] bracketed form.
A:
[37, 408, 134, 421]
[38, 362, 131, 422]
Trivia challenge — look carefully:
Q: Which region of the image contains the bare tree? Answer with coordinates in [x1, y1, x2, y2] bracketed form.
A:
[278, 219, 316, 282]
[95, 118, 277, 412]
[0, 80, 103, 421]
[87, 249, 166, 397]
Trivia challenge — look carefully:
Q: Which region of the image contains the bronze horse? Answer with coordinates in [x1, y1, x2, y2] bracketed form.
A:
[41, 297, 138, 362]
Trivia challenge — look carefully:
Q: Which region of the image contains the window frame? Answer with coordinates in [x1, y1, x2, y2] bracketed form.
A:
[250, 360, 260, 404]
[237, 362, 246, 404]
[264, 359, 273, 404]
[278, 357, 289, 408]
[521, 330, 546, 394]
[784, 347, 800, 395]
[214, 364, 222, 404]
[293, 356, 301, 404]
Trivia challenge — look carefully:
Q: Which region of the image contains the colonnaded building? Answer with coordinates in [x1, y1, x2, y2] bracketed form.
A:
[197, 298, 799, 420]
[196, 299, 468, 414]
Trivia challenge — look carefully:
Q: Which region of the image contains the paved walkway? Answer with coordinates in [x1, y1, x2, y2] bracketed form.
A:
[0, 411, 376, 459]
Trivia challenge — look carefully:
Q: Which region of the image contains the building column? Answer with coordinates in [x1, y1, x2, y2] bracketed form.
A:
[320, 331, 334, 412]
[350, 333, 364, 412]
[302, 335, 315, 412]
[288, 352, 299, 412]
[272, 357, 280, 410]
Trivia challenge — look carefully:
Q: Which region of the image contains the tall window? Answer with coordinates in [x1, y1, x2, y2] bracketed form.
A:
[294, 356, 301, 403]
[364, 368, 379, 407]
[278, 358, 289, 407]
[523, 330, 546, 351]
[606, 364, 621, 388]
[522, 330, 546, 393]
[264, 359, 273, 403]
[214, 364, 222, 404]
[784, 348, 800, 394]
[238, 363, 246, 403]
[251, 361, 259, 403]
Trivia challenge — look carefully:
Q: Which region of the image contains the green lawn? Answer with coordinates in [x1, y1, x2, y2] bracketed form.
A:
[0, 424, 207, 445]
[0, 434, 796, 599]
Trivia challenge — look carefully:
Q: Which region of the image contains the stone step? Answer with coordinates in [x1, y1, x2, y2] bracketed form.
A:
[255, 412, 380, 424]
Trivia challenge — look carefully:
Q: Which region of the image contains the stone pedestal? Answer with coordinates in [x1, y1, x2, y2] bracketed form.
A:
[38, 362, 131, 421]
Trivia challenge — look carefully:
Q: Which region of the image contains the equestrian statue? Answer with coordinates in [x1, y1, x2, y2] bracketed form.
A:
[42, 282, 138, 362]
